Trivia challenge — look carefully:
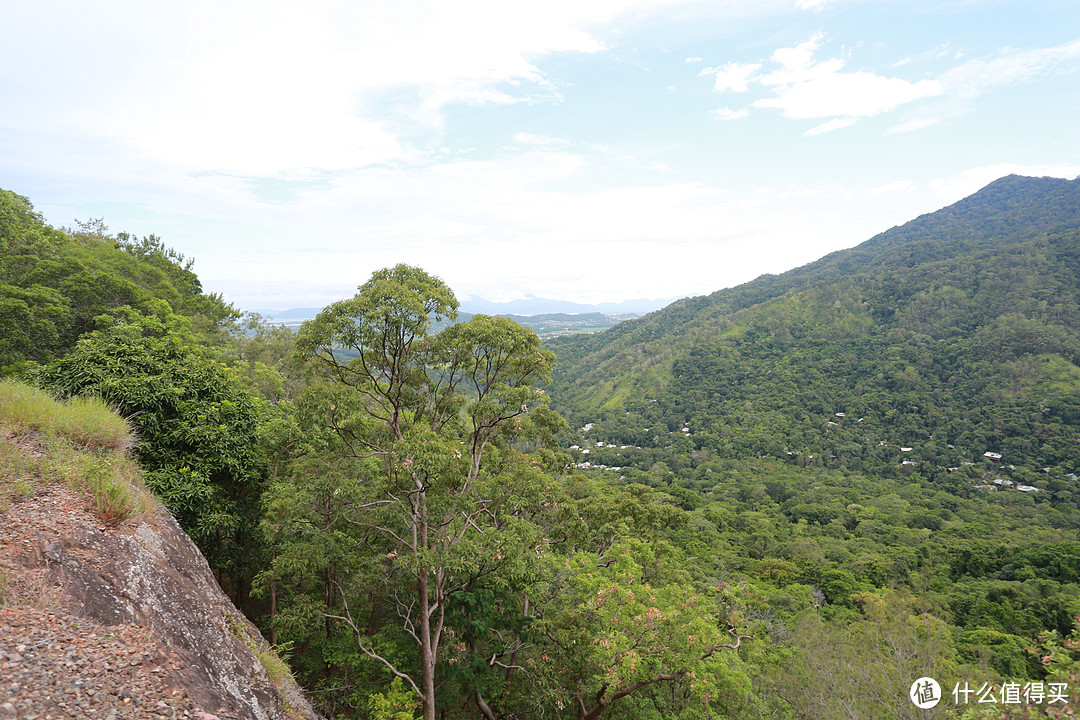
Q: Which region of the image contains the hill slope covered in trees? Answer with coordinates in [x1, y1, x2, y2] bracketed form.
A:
[549, 175, 1080, 479]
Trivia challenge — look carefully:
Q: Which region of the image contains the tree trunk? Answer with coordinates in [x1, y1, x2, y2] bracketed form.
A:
[418, 492, 437, 720]
[419, 570, 436, 720]
[269, 580, 277, 645]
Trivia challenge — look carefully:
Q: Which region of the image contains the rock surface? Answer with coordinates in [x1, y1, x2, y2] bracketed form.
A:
[0, 478, 321, 720]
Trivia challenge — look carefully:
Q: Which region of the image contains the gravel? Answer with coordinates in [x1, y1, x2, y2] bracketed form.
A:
[0, 605, 239, 719]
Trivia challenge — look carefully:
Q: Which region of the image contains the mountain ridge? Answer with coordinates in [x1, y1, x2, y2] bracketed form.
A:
[547, 174, 1080, 475]
[256, 295, 676, 321]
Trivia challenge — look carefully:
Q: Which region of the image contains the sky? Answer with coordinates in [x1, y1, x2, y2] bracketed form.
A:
[2, 0, 1079, 312]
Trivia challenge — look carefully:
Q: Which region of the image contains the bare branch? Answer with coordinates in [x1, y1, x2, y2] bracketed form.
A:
[343, 518, 412, 548]
[392, 589, 421, 644]
[475, 690, 499, 720]
[488, 656, 528, 674]
[355, 499, 396, 509]
[326, 590, 422, 700]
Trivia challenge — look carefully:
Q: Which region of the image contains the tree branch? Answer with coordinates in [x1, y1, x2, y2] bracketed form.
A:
[326, 590, 422, 700]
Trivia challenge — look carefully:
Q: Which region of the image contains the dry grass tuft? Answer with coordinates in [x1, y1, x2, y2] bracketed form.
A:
[0, 380, 150, 526]
[0, 380, 136, 451]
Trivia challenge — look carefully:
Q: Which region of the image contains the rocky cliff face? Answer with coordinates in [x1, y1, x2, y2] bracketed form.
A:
[0, 447, 321, 720]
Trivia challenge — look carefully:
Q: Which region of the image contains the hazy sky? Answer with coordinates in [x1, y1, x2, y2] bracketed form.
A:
[3, 0, 1079, 311]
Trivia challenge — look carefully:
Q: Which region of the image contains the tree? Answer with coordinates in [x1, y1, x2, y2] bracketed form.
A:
[36, 309, 268, 603]
[532, 535, 754, 719]
[759, 591, 957, 720]
[0, 190, 237, 371]
[292, 265, 559, 720]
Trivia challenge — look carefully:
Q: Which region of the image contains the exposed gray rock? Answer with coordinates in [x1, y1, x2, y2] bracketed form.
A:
[11, 490, 320, 720]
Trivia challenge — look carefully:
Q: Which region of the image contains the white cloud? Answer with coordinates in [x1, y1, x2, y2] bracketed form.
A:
[768, 33, 828, 74]
[883, 39, 1080, 135]
[757, 69, 941, 118]
[132, 149, 881, 308]
[938, 39, 1080, 99]
[699, 62, 762, 93]
[884, 116, 942, 135]
[3, 0, 717, 177]
[803, 117, 857, 136]
[697, 34, 944, 131]
[700, 34, 1080, 135]
[712, 107, 750, 120]
[752, 35, 943, 119]
[794, 0, 835, 10]
[513, 132, 570, 146]
[5, 2, 1078, 311]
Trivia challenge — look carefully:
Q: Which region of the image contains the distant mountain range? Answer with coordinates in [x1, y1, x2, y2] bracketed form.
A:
[254, 308, 650, 338]
[255, 296, 677, 325]
[459, 296, 677, 316]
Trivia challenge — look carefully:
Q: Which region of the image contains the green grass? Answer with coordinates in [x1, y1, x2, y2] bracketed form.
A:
[256, 642, 294, 686]
[0, 380, 149, 525]
[225, 609, 297, 693]
[0, 439, 38, 508]
[0, 380, 135, 451]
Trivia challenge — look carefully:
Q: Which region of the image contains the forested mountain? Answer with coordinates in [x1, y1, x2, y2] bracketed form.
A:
[549, 175, 1080, 477]
[536, 176, 1080, 717]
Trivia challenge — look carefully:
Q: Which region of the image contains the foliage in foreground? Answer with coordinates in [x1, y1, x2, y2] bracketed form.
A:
[35, 312, 270, 599]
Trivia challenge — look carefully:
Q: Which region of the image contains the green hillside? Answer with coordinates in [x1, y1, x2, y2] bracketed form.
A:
[539, 177, 1080, 716]
[549, 175, 1080, 479]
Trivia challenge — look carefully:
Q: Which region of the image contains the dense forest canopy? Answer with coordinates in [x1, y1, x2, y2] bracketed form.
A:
[4, 178, 1080, 718]
[0, 190, 237, 374]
